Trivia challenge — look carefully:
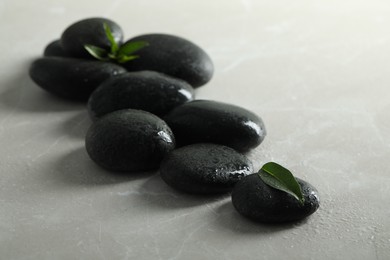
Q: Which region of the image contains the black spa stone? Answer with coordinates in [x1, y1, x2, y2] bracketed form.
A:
[164, 100, 266, 152]
[85, 109, 175, 172]
[87, 71, 195, 121]
[231, 173, 320, 223]
[122, 34, 214, 87]
[160, 144, 253, 194]
[43, 40, 69, 57]
[61, 17, 123, 58]
[29, 57, 126, 101]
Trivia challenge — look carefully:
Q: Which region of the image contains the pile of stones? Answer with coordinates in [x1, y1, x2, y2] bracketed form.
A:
[29, 17, 319, 223]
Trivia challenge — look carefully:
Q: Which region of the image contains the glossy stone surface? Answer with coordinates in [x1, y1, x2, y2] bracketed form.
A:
[87, 71, 194, 121]
[29, 57, 126, 101]
[232, 173, 320, 223]
[43, 39, 68, 57]
[61, 17, 123, 58]
[160, 143, 253, 194]
[85, 109, 175, 172]
[122, 34, 214, 87]
[164, 100, 266, 152]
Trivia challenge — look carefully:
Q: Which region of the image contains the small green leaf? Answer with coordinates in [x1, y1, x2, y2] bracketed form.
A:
[84, 45, 109, 61]
[117, 41, 149, 56]
[258, 162, 304, 204]
[117, 55, 139, 63]
[85, 26, 147, 64]
[103, 23, 118, 54]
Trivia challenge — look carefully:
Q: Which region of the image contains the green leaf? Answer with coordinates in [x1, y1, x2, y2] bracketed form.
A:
[117, 55, 139, 64]
[84, 44, 109, 61]
[103, 23, 118, 54]
[117, 41, 149, 56]
[258, 162, 304, 204]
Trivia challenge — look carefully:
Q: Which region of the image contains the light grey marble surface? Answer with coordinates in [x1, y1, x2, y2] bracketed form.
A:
[1, 0, 390, 259]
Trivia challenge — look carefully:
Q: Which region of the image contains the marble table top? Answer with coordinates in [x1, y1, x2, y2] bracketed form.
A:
[1, 0, 389, 259]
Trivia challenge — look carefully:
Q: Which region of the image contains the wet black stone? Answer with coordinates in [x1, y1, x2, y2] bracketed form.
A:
[164, 100, 266, 152]
[122, 34, 214, 87]
[160, 144, 253, 194]
[61, 17, 123, 58]
[87, 71, 195, 121]
[85, 109, 175, 172]
[231, 174, 320, 223]
[43, 40, 69, 57]
[29, 57, 127, 101]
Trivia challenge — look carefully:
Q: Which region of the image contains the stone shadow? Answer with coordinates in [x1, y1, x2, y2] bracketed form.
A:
[213, 200, 309, 234]
[58, 110, 91, 139]
[136, 173, 229, 209]
[53, 147, 154, 186]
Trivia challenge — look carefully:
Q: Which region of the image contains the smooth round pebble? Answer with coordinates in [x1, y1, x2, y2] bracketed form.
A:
[43, 40, 69, 57]
[164, 100, 266, 152]
[29, 57, 126, 101]
[87, 71, 194, 121]
[85, 109, 175, 172]
[160, 143, 253, 194]
[61, 17, 123, 58]
[231, 173, 320, 223]
[122, 34, 214, 87]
